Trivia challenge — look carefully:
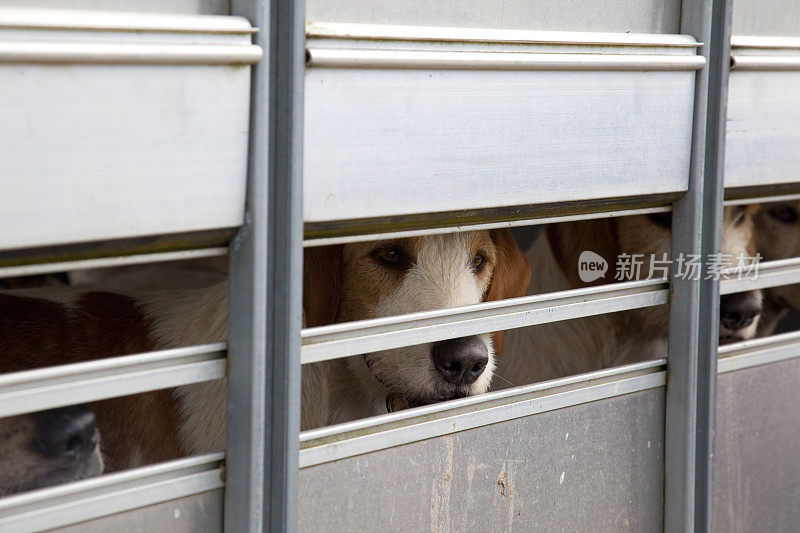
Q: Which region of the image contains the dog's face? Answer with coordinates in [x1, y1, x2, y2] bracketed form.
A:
[548, 205, 761, 343]
[0, 406, 103, 497]
[304, 230, 530, 410]
[755, 201, 800, 309]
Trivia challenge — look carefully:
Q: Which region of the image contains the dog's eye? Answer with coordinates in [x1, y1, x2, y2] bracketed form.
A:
[734, 206, 747, 227]
[769, 204, 798, 224]
[374, 246, 403, 268]
[470, 253, 486, 272]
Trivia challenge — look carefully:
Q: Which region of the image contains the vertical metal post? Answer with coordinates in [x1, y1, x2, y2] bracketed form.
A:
[264, 0, 304, 529]
[668, 0, 730, 531]
[667, 0, 710, 531]
[226, 0, 270, 530]
[227, 0, 304, 531]
[695, 1, 733, 531]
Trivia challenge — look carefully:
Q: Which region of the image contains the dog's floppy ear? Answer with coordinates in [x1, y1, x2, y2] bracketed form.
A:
[486, 229, 531, 355]
[303, 245, 344, 327]
[546, 219, 618, 289]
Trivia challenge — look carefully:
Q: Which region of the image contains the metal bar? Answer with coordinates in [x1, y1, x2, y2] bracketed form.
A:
[306, 22, 702, 48]
[305, 194, 679, 244]
[302, 279, 669, 364]
[731, 35, 800, 49]
[266, 0, 304, 529]
[304, 206, 671, 247]
[0, 8, 257, 33]
[0, 453, 224, 533]
[306, 48, 706, 71]
[299, 359, 666, 468]
[720, 257, 800, 295]
[301, 357, 665, 443]
[694, 3, 732, 529]
[0, 41, 262, 64]
[226, 0, 269, 531]
[668, 0, 730, 530]
[0, 247, 227, 279]
[0, 344, 226, 418]
[730, 55, 800, 70]
[718, 330, 800, 374]
[724, 193, 800, 206]
[666, 1, 712, 531]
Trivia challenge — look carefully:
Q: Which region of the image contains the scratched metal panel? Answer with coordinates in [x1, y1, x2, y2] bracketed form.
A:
[714, 358, 800, 532]
[304, 68, 694, 223]
[299, 388, 664, 532]
[307, 0, 680, 34]
[51, 489, 223, 533]
[724, 71, 800, 188]
[732, 0, 800, 37]
[0, 1, 229, 15]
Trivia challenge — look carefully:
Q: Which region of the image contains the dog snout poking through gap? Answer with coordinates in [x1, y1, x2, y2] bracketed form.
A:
[35, 405, 99, 463]
[431, 336, 489, 386]
[720, 291, 762, 341]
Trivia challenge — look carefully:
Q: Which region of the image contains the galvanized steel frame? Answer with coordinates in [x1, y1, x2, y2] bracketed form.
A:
[227, 0, 304, 532]
[666, 0, 731, 531]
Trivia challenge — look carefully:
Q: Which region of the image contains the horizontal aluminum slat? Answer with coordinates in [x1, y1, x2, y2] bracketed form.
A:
[0, 453, 224, 533]
[0, 8, 253, 33]
[0, 343, 226, 418]
[725, 35, 800, 188]
[0, 8, 253, 251]
[307, 48, 705, 70]
[299, 359, 666, 467]
[724, 192, 800, 206]
[718, 330, 800, 374]
[730, 35, 800, 50]
[305, 205, 671, 246]
[0, 41, 262, 64]
[306, 0, 682, 35]
[302, 278, 668, 363]
[730, 56, 800, 70]
[304, 196, 675, 244]
[0, 247, 227, 279]
[719, 257, 800, 295]
[304, 23, 699, 227]
[306, 22, 699, 47]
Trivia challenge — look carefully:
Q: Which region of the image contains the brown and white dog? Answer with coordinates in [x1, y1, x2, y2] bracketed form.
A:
[0, 405, 103, 497]
[752, 201, 800, 336]
[493, 207, 762, 388]
[0, 229, 529, 472]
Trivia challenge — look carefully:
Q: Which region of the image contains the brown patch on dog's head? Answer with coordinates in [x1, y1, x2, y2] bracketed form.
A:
[303, 245, 344, 327]
[485, 229, 531, 354]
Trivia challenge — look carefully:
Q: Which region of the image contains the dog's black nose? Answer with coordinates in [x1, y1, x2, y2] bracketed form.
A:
[431, 336, 489, 385]
[720, 292, 761, 332]
[35, 405, 98, 461]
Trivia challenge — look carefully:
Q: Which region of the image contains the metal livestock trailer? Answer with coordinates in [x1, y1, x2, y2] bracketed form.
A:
[0, 0, 798, 531]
